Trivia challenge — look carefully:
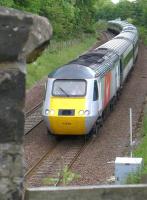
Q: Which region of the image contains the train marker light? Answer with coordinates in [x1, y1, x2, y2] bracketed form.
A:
[45, 109, 49, 115]
[79, 110, 84, 115]
[85, 110, 90, 116]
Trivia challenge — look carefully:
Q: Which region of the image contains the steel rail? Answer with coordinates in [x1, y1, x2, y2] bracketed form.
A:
[55, 137, 93, 186]
[24, 142, 59, 179]
[25, 101, 43, 117]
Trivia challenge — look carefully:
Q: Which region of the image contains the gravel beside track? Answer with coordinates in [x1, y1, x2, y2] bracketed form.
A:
[24, 122, 57, 170]
[25, 138, 85, 187]
[24, 33, 147, 187]
[25, 77, 47, 113]
[24, 102, 43, 135]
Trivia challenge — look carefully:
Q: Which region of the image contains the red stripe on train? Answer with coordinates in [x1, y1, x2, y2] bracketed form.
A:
[104, 71, 112, 108]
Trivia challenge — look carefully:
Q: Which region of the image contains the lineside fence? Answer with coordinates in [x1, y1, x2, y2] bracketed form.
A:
[48, 33, 95, 53]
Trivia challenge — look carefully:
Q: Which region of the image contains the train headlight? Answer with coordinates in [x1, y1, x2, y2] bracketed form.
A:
[78, 110, 90, 116]
[45, 109, 55, 116]
[50, 109, 55, 115]
[85, 110, 90, 116]
[79, 110, 84, 115]
[45, 109, 49, 115]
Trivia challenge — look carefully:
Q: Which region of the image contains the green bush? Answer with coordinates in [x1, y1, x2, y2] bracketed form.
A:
[42, 165, 80, 186]
[133, 114, 147, 178]
[126, 170, 142, 184]
[139, 26, 147, 45]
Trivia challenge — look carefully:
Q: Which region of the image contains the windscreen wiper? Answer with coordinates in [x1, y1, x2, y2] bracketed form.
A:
[59, 87, 70, 97]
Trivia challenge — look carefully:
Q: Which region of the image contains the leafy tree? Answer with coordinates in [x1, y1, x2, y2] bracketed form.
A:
[0, 0, 14, 7]
[115, 0, 134, 20]
[1, 0, 147, 39]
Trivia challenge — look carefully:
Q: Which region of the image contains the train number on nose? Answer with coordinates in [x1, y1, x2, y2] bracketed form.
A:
[62, 122, 72, 125]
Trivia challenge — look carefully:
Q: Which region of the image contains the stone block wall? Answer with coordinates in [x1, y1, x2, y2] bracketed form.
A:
[0, 7, 52, 200]
[0, 144, 23, 199]
[0, 65, 25, 200]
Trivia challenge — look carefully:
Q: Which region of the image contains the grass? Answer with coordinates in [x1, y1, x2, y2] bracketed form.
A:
[26, 35, 97, 88]
[126, 171, 142, 184]
[132, 115, 147, 178]
[42, 165, 80, 186]
[138, 26, 147, 45]
[125, 114, 147, 184]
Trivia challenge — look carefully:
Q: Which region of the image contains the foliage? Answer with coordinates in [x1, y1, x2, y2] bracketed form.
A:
[133, 114, 147, 180]
[1, 0, 147, 42]
[126, 170, 142, 184]
[27, 35, 96, 88]
[0, 0, 14, 7]
[42, 165, 80, 186]
[138, 26, 147, 45]
[0, 0, 97, 40]
[59, 165, 80, 185]
[94, 0, 147, 30]
[95, 20, 108, 32]
[125, 114, 147, 184]
[143, 116, 147, 136]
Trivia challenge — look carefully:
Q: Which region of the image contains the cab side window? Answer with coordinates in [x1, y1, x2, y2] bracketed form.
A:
[93, 80, 98, 101]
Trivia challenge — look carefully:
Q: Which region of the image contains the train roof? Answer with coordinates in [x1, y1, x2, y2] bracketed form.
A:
[108, 20, 137, 33]
[114, 31, 138, 43]
[48, 19, 138, 80]
[108, 20, 135, 28]
[108, 20, 129, 29]
[49, 49, 119, 79]
[48, 64, 95, 79]
[98, 38, 131, 56]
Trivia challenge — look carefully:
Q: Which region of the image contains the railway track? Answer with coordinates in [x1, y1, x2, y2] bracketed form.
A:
[24, 136, 94, 187]
[102, 31, 116, 41]
[24, 30, 116, 186]
[24, 101, 43, 135]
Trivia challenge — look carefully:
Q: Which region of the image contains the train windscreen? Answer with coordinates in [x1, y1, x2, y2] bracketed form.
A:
[52, 79, 86, 97]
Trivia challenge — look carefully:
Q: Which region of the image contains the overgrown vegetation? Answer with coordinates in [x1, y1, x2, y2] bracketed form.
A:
[27, 34, 97, 88]
[1, 0, 147, 86]
[133, 114, 147, 174]
[126, 113, 147, 184]
[42, 166, 80, 186]
[126, 170, 142, 184]
[0, 0, 96, 40]
[138, 26, 147, 45]
[1, 0, 147, 41]
[124, 113, 147, 184]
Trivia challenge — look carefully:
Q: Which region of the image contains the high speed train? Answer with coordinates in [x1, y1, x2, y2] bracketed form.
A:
[42, 19, 139, 137]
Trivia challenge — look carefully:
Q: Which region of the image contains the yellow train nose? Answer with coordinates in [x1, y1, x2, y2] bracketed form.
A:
[49, 116, 85, 135]
[48, 97, 86, 135]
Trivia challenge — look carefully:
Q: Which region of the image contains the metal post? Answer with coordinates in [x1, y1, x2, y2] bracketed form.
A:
[130, 108, 133, 157]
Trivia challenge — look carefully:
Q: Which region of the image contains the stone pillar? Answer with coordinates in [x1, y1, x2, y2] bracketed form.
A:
[0, 7, 52, 200]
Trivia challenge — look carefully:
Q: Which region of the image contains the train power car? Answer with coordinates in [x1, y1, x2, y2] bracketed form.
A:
[42, 19, 139, 137]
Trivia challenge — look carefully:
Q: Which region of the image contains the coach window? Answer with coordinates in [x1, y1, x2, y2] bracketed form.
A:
[93, 80, 98, 101]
